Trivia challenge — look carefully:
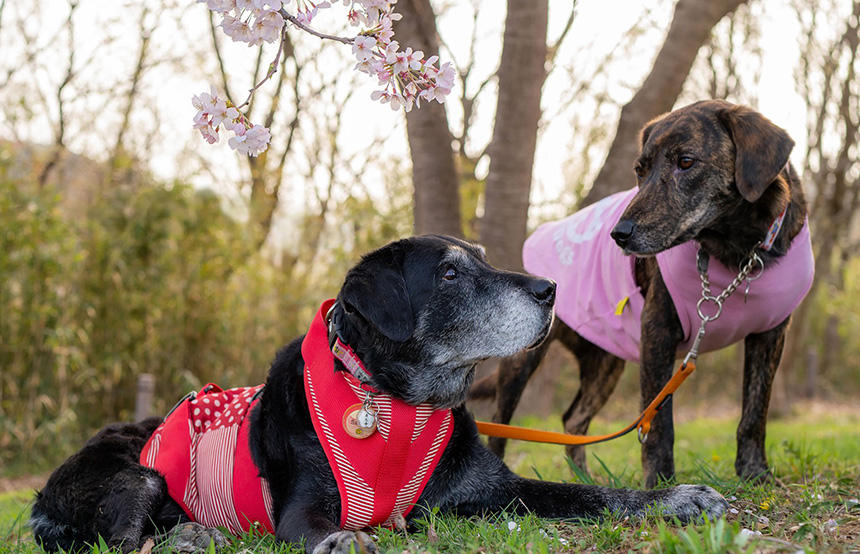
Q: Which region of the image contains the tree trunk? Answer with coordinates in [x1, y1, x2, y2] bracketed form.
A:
[396, 0, 462, 237]
[581, 0, 748, 206]
[479, 0, 548, 270]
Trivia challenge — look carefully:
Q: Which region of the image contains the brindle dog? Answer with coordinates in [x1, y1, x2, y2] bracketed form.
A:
[472, 100, 807, 487]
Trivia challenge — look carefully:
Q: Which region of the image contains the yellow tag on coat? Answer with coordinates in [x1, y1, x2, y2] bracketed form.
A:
[614, 296, 629, 315]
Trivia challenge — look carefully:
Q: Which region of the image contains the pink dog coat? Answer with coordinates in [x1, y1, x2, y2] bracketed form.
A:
[523, 188, 815, 363]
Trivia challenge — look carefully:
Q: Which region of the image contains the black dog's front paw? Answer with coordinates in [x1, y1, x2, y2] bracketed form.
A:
[166, 522, 229, 553]
[652, 484, 729, 523]
[311, 530, 377, 554]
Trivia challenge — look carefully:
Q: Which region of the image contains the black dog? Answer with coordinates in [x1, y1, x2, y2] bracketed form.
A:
[32, 235, 727, 553]
[472, 100, 814, 487]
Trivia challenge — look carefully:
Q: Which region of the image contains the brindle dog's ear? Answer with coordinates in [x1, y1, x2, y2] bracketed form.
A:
[639, 118, 658, 150]
[717, 106, 794, 203]
[339, 264, 414, 342]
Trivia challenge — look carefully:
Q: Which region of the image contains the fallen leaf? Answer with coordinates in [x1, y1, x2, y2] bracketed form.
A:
[427, 518, 439, 543]
[138, 538, 155, 554]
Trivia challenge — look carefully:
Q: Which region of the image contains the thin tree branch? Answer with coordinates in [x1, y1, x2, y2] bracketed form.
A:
[247, 44, 266, 115]
[546, 1, 576, 67]
[280, 10, 353, 45]
[38, 0, 78, 188]
[208, 10, 234, 102]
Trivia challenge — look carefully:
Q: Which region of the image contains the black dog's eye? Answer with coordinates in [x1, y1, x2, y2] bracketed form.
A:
[634, 164, 646, 179]
[442, 267, 458, 281]
[678, 156, 695, 170]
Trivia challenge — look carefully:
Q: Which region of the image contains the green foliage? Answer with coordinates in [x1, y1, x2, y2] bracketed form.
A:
[0, 148, 412, 474]
[643, 518, 754, 554]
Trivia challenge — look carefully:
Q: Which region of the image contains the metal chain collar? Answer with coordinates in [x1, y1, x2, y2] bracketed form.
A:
[682, 249, 764, 365]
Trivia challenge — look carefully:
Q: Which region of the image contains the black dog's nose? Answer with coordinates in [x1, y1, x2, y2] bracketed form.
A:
[611, 219, 636, 247]
[528, 278, 556, 305]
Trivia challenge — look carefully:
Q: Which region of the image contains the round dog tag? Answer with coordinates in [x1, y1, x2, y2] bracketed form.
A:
[343, 403, 376, 439]
[357, 406, 376, 428]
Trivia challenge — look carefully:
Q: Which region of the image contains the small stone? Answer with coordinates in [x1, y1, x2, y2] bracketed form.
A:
[166, 522, 229, 553]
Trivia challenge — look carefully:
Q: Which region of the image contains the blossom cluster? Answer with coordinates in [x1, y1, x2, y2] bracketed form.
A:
[192, 87, 271, 157]
[200, 0, 286, 46]
[346, 1, 455, 111]
[193, 0, 455, 154]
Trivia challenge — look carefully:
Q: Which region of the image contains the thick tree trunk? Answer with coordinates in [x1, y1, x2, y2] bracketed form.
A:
[581, 0, 748, 206]
[480, 0, 548, 270]
[396, 0, 462, 237]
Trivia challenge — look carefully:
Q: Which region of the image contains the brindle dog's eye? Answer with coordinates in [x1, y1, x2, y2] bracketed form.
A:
[678, 156, 695, 170]
[634, 165, 645, 178]
[442, 267, 458, 281]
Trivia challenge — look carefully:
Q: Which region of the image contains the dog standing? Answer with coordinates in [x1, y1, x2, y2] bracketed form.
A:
[31, 235, 727, 553]
[473, 100, 814, 487]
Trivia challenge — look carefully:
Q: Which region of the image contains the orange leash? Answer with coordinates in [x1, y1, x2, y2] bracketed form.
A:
[478, 245, 767, 446]
[475, 360, 696, 446]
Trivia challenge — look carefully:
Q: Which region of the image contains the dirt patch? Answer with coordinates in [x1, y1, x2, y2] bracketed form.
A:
[0, 474, 47, 495]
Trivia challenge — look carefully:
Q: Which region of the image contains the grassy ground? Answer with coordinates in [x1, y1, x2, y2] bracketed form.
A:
[2, 408, 858, 553]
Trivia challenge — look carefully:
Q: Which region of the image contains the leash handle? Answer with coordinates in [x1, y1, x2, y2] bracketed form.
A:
[474, 360, 696, 446]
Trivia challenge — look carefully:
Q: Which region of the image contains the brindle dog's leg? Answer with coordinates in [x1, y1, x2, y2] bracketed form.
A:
[736, 317, 789, 481]
[560, 327, 625, 473]
[486, 320, 560, 458]
[639, 272, 685, 488]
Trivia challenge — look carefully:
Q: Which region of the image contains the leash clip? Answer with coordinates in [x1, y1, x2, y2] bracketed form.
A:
[637, 425, 649, 444]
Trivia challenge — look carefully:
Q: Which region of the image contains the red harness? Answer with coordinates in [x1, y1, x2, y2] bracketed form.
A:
[140, 300, 453, 534]
[139, 384, 274, 534]
[303, 300, 453, 530]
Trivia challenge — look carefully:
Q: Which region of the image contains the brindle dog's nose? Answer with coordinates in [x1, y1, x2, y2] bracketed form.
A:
[528, 278, 556, 305]
[611, 219, 636, 247]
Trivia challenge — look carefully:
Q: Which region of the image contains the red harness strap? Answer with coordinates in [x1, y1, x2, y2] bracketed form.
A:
[140, 384, 274, 534]
[303, 300, 454, 530]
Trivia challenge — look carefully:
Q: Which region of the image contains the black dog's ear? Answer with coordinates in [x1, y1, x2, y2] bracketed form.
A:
[339, 265, 414, 342]
[718, 105, 794, 203]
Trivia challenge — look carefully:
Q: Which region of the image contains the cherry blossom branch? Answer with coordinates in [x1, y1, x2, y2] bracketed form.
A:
[193, 0, 456, 156]
[236, 24, 290, 110]
[279, 9, 353, 45]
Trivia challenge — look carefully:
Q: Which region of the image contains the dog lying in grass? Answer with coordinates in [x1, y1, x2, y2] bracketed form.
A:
[31, 235, 728, 553]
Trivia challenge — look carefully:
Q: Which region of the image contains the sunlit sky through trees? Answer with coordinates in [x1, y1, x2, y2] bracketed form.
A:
[3, 1, 849, 226]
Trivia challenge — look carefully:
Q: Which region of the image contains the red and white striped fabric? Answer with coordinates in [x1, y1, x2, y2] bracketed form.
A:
[303, 300, 454, 530]
[140, 384, 274, 535]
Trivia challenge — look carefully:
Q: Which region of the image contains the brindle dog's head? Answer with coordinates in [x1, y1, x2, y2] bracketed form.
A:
[331, 235, 555, 409]
[610, 100, 794, 255]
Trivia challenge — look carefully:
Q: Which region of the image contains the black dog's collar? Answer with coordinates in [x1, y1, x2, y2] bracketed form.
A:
[326, 302, 374, 384]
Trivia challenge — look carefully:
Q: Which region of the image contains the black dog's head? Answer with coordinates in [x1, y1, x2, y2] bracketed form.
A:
[331, 235, 555, 409]
[611, 100, 795, 255]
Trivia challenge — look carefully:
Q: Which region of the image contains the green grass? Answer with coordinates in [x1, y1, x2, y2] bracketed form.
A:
[3, 411, 859, 553]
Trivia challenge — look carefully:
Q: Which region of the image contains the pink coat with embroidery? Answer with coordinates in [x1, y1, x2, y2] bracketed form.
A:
[523, 188, 815, 363]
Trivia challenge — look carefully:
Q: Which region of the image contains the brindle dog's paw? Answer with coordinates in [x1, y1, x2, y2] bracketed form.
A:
[312, 530, 377, 554]
[736, 461, 772, 483]
[657, 484, 729, 523]
[166, 522, 229, 553]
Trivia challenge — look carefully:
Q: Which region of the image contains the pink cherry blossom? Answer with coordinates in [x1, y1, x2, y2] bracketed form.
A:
[352, 35, 377, 62]
[192, 87, 272, 156]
